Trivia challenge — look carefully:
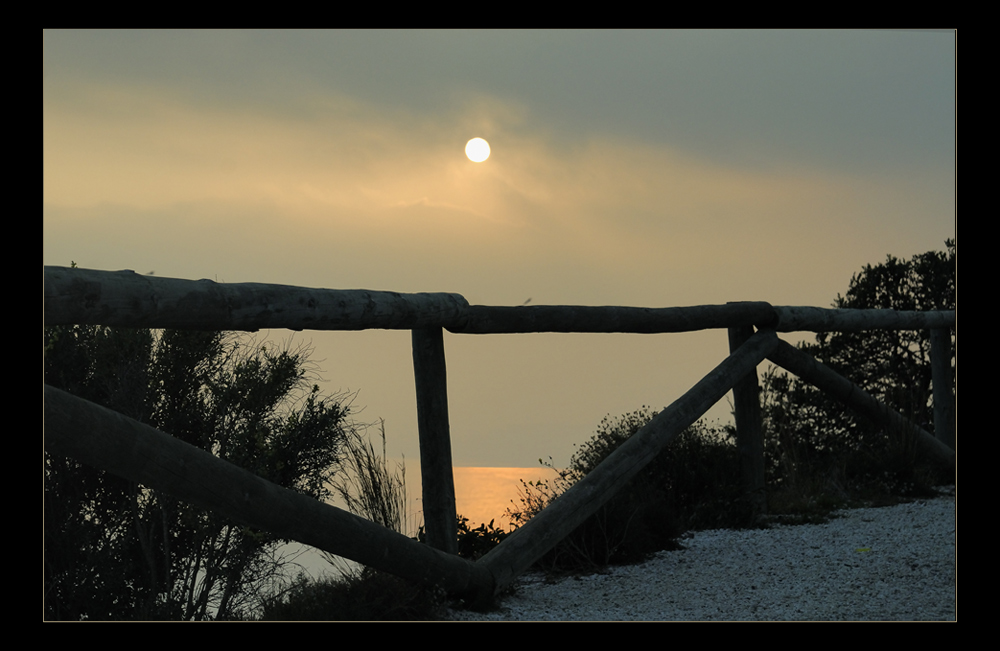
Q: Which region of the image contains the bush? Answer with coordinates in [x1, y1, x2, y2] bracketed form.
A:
[417, 516, 510, 562]
[259, 569, 447, 621]
[746, 358, 951, 521]
[507, 409, 750, 574]
[755, 240, 955, 511]
[44, 326, 352, 620]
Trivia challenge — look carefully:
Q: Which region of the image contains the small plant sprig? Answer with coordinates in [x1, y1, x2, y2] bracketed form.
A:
[417, 515, 511, 561]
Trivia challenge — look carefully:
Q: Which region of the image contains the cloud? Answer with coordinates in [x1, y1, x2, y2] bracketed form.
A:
[44, 76, 951, 308]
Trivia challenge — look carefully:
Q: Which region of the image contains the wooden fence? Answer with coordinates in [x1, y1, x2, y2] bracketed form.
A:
[43, 265, 956, 607]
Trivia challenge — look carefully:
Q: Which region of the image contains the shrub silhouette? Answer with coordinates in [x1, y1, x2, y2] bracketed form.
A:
[418, 516, 510, 562]
[507, 409, 751, 573]
[259, 569, 446, 621]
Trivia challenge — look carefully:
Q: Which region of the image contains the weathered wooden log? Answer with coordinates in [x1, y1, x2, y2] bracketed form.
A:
[411, 328, 458, 555]
[930, 327, 956, 450]
[765, 339, 956, 466]
[772, 306, 955, 333]
[478, 328, 780, 593]
[43, 385, 494, 603]
[728, 323, 767, 516]
[45, 266, 957, 337]
[454, 302, 777, 334]
[44, 266, 470, 332]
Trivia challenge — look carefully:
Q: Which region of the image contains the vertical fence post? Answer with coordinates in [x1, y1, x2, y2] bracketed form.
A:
[728, 324, 767, 516]
[411, 327, 458, 555]
[930, 327, 955, 450]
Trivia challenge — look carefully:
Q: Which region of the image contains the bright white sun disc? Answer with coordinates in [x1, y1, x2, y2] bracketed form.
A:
[465, 138, 490, 162]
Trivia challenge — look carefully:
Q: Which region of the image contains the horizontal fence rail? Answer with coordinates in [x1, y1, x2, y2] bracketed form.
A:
[45, 266, 955, 334]
[44, 266, 469, 332]
[771, 305, 957, 333]
[43, 265, 956, 607]
[457, 302, 777, 333]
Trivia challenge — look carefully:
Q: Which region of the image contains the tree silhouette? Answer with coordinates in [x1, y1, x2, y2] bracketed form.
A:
[759, 239, 955, 482]
[811, 238, 955, 430]
[44, 326, 353, 620]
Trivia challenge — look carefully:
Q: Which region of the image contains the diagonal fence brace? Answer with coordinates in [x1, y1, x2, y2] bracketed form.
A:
[477, 328, 780, 593]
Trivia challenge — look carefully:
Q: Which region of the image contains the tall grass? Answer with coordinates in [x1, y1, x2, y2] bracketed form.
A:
[259, 419, 452, 620]
[330, 419, 410, 537]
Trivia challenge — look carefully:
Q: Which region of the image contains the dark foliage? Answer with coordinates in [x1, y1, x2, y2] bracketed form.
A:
[416, 515, 510, 562]
[812, 238, 955, 433]
[259, 569, 447, 621]
[507, 410, 745, 573]
[44, 325, 353, 620]
[504, 240, 956, 572]
[759, 239, 955, 502]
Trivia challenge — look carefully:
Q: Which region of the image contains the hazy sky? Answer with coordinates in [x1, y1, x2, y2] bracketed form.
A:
[43, 29, 955, 470]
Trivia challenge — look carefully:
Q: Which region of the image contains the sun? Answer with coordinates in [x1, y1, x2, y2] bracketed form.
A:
[465, 137, 491, 163]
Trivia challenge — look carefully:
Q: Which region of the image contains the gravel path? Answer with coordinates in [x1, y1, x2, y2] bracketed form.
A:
[448, 488, 956, 621]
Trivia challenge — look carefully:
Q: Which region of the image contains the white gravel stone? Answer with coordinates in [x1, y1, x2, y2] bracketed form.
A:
[447, 488, 955, 621]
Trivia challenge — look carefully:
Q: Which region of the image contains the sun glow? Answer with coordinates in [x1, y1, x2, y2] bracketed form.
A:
[465, 138, 491, 162]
